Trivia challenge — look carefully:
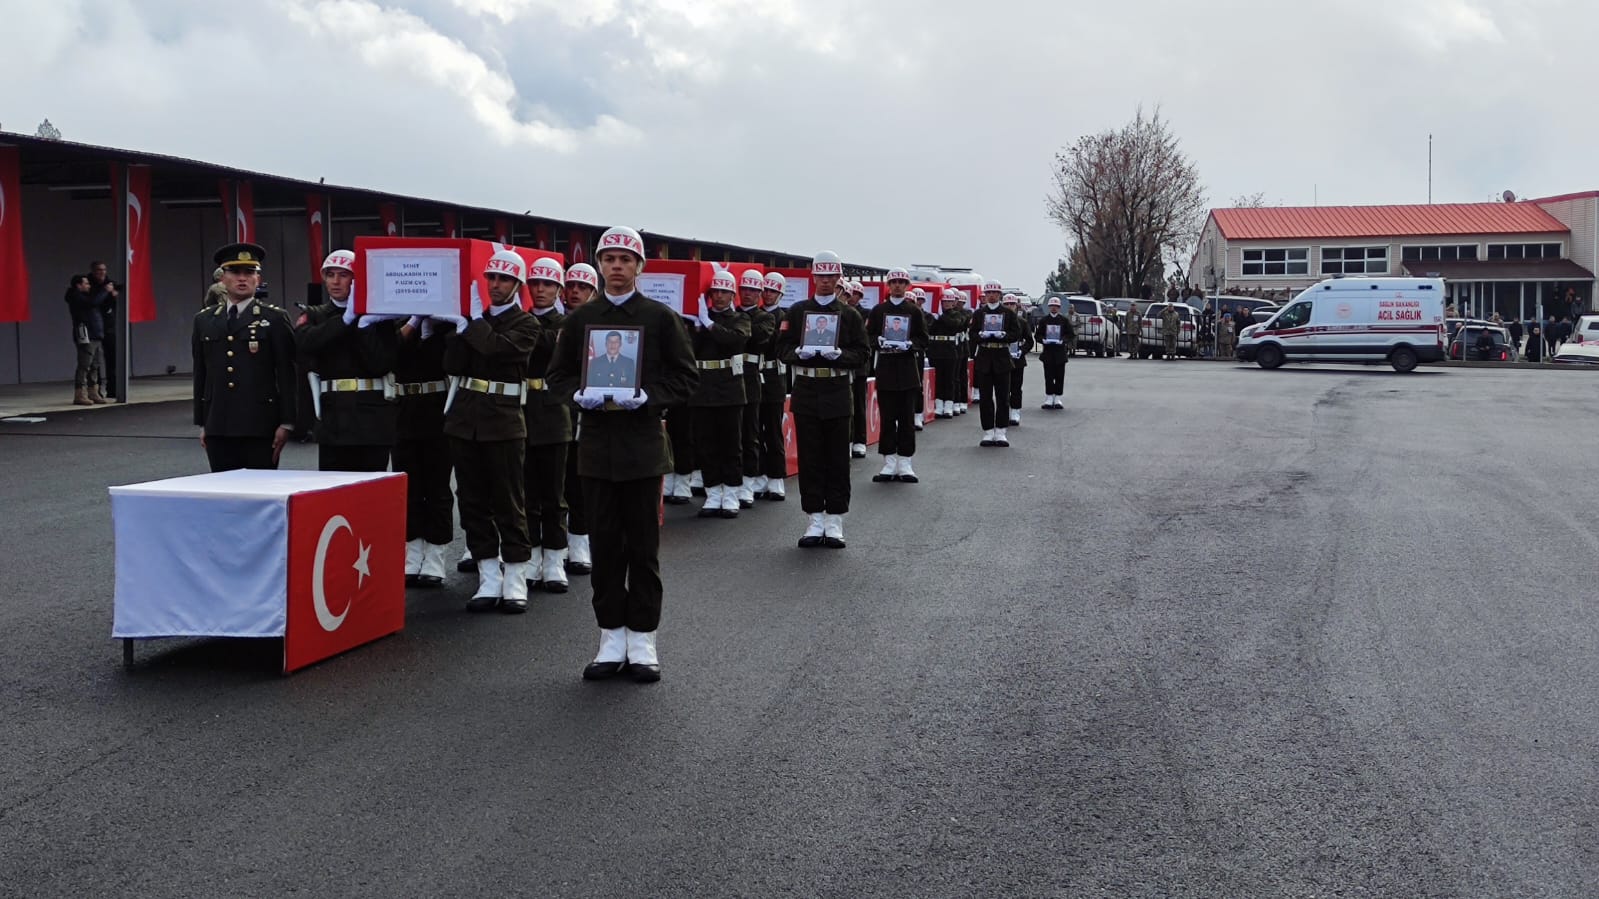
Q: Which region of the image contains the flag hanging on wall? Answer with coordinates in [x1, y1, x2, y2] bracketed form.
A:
[0, 146, 30, 323]
[124, 164, 155, 323]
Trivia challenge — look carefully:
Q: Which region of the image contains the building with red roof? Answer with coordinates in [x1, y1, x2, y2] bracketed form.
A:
[1192, 195, 1598, 320]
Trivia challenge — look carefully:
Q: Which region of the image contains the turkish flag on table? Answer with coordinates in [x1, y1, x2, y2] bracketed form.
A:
[783, 397, 799, 478]
[124, 165, 155, 323]
[306, 194, 326, 279]
[0, 146, 30, 323]
[285, 475, 407, 672]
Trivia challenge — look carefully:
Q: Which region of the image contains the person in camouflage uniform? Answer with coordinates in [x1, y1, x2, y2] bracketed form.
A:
[1161, 304, 1180, 358]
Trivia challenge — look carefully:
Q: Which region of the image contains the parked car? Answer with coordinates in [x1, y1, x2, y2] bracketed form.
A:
[1065, 297, 1121, 356]
[1137, 302, 1199, 358]
[1566, 314, 1599, 346]
[1552, 343, 1599, 364]
[1448, 323, 1515, 361]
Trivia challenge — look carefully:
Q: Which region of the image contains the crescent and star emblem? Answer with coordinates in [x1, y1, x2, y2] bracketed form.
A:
[312, 514, 370, 633]
[310, 210, 323, 228]
[127, 193, 143, 265]
[236, 206, 248, 242]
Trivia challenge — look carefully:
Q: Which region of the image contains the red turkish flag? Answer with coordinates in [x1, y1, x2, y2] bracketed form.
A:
[534, 224, 551, 250]
[284, 474, 407, 672]
[0, 147, 30, 323]
[493, 217, 510, 244]
[306, 194, 326, 278]
[235, 180, 255, 243]
[569, 230, 587, 264]
[124, 165, 155, 323]
[378, 202, 399, 237]
[782, 398, 798, 478]
[442, 210, 458, 238]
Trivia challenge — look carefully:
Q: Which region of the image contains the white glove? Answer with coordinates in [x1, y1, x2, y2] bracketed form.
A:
[696, 304, 713, 329]
[341, 303, 357, 326]
[796, 347, 818, 360]
[405, 315, 423, 331]
[419, 318, 435, 340]
[430, 314, 467, 330]
[357, 314, 401, 329]
[468, 282, 485, 320]
[615, 389, 649, 410]
[819, 347, 842, 361]
[573, 388, 606, 410]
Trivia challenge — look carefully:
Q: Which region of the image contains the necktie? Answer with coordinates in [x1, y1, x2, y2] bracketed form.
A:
[228, 305, 238, 325]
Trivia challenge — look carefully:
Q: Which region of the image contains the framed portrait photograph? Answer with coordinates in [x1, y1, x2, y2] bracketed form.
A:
[883, 314, 910, 344]
[983, 312, 1005, 333]
[582, 325, 643, 397]
[1045, 323, 1063, 343]
[801, 312, 840, 350]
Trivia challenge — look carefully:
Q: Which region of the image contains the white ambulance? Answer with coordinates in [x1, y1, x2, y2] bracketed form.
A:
[1235, 277, 1447, 373]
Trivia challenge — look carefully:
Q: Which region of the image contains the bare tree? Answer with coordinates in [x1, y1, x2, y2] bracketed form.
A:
[1229, 192, 1267, 209]
[1046, 108, 1207, 298]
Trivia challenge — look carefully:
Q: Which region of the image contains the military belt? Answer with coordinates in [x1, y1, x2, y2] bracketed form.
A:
[697, 359, 737, 370]
[738, 353, 764, 366]
[461, 377, 524, 397]
[396, 380, 448, 396]
[929, 336, 959, 342]
[319, 378, 385, 393]
[979, 342, 1011, 350]
[791, 366, 849, 378]
[760, 361, 786, 373]
[524, 378, 548, 391]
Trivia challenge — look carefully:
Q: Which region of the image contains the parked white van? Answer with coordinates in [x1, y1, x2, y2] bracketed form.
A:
[1235, 277, 1447, 373]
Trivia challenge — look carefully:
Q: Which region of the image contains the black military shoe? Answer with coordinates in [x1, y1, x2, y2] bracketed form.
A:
[405, 573, 421, 587]
[499, 597, 528, 614]
[456, 557, 476, 573]
[465, 595, 499, 613]
[798, 534, 823, 548]
[414, 574, 443, 589]
[823, 535, 846, 549]
[583, 660, 625, 680]
[626, 661, 661, 683]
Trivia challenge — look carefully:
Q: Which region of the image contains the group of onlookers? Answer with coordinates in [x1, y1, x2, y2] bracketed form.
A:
[62, 261, 119, 405]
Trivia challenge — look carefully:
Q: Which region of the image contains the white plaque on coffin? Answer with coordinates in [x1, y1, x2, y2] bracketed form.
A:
[637, 273, 689, 315]
[363, 248, 463, 317]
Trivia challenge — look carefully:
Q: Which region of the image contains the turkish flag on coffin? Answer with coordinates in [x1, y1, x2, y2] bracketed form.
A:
[284, 474, 407, 672]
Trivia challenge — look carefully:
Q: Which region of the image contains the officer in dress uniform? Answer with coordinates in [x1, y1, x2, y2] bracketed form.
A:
[867, 269, 929, 484]
[432, 251, 541, 613]
[688, 269, 752, 518]
[1003, 294, 1035, 426]
[968, 279, 1025, 448]
[294, 250, 401, 472]
[776, 251, 870, 548]
[393, 308, 456, 588]
[756, 273, 791, 501]
[736, 269, 774, 508]
[562, 263, 599, 577]
[843, 280, 869, 459]
[1035, 296, 1075, 410]
[547, 226, 698, 683]
[192, 243, 298, 472]
[522, 257, 574, 594]
[927, 286, 964, 419]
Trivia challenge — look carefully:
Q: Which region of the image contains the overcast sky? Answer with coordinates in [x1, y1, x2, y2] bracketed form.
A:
[2, 0, 1595, 290]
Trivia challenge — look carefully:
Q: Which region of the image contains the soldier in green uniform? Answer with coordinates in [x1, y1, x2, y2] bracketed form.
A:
[393, 309, 455, 589]
[689, 269, 752, 518]
[756, 272, 791, 501]
[562, 263, 599, 577]
[926, 285, 963, 418]
[1003, 294, 1035, 426]
[736, 269, 774, 508]
[1162, 303, 1181, 358]
[868, 269, 929, 483]
[522, 257, 574, 594]
[968, 279, 1025, 448]
[294, 249, 401, 472]
[432, 250, 541, 613]
[548, 226, 699, 683]
[776, 251, 871, 548]
[844, 280, 869, 458]
[1125, 301, 1142, 358]
[191, 243, 298, 472]
[948, 293, 972, 414]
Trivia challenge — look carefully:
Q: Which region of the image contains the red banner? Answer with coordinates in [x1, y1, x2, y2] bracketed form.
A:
[306, 194, 325, 278]
[534, 224, 551, 250]
[235, 181, 255, 243]
[125, 165, 155, 323]
[492, 217, 509, 243]
[0, 147, 29, 323]
[442, 210, 458, 238]
[378, 202, 399, 237]
[569, 230, 587, 264]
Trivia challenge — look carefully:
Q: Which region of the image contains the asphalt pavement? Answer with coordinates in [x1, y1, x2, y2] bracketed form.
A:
[3, 356, 1598, 898]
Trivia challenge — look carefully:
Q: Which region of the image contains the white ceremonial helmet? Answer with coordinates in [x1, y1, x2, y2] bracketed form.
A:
[321, 250, 355, 273]
[886, 267, 911, 283]
[942, 289, 962, 304]
[739, 269, 767, 291]
[709, 268, 739, 293]
[484, 249, 527, 282]
[812, 250, 844, 276]
[982, 279, 1005, 295]
[596, 225, 646, 262]
[529, 257, 565, 285]
[565, 262, 599, 288]
[763, 272, 787, 293]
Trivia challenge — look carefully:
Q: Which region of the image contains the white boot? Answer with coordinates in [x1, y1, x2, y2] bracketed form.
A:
[671, 474, 693, 502]
[822, 513, 846, 547]
[1009, 409, 1022, 426]
[850, 442, 867, 458]
[700, 484, 723, 516]
[404, 538, 424, 578]
[995, 427, 1010, 447]
[721, 484, 742, 516]
[624, 628, 660, 680]
[875, 454, 898, 481]
[767, 478, 786, 500]
[418, 542, 447, 585]
[799, 511, 825, 546]
[738, 477, 756, 507]
[897, 455, 918, 483]
[981, 428, 995, 445]
[753, 474, 769, 496]
[688, 469, 704, 491]
[663, 471, 678, 497]
[467, 558, 503, 611]
[583, 627, 628, 679]
[566, 534, 592, 574]
[542, 547, 569, 593]
[500, 559, 530, 611]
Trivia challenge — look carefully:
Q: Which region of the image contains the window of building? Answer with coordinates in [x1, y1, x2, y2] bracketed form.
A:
[1401, 244, 1479, 262]
[1321, 246, 1389, 275]
[1486, 242, 1562, 260]
[1241, 248, 1309, 276]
